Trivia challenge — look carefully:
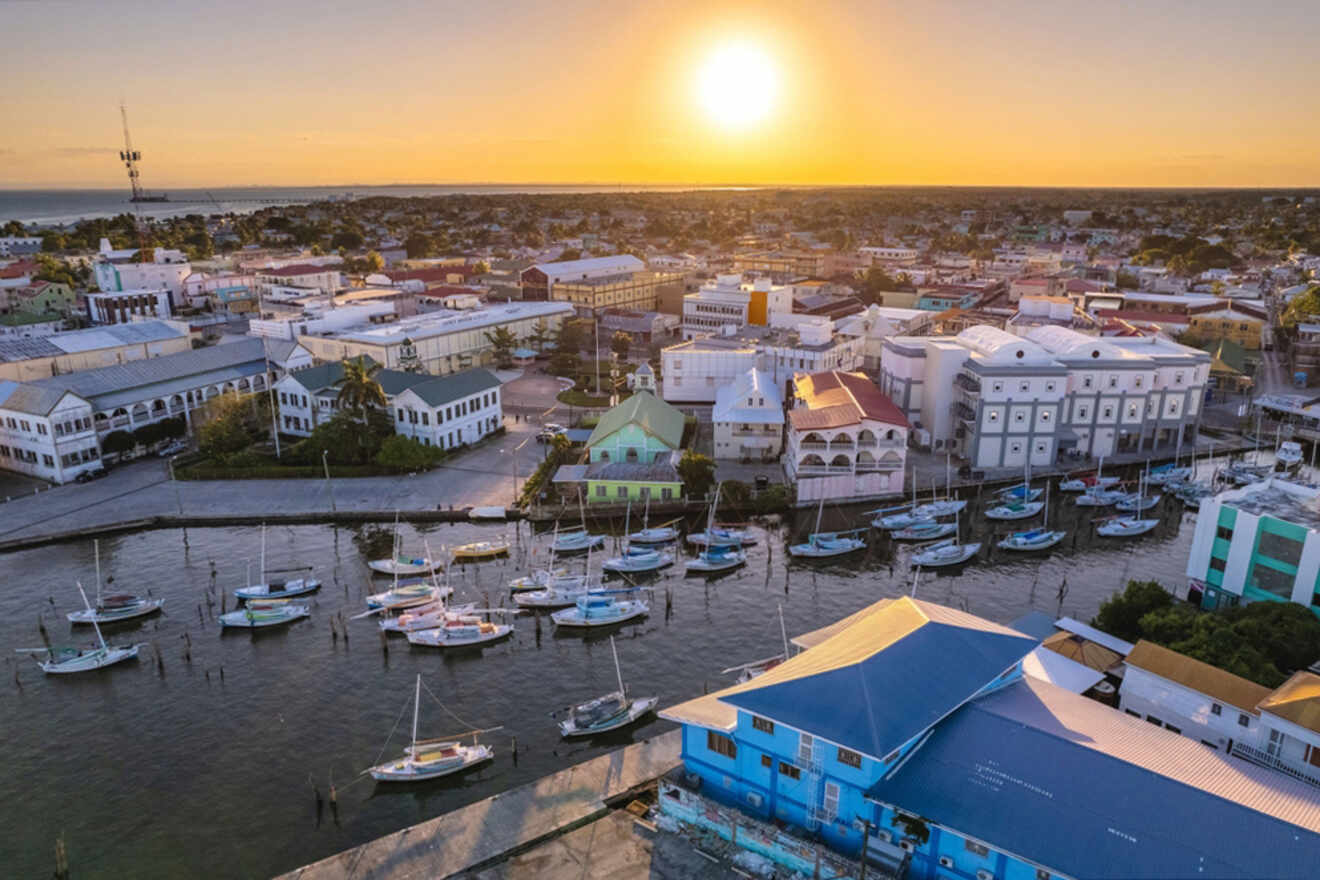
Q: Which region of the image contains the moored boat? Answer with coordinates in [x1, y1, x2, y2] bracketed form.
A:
[601, 546, 674, 573]
[452, 539, 511, 561]
[892, 521, 957, 542]
[551, 593, 649, 628]
[686, 544, 748, 573]
[405, 615, 513, 648]
[66, 540, 164, 625]
[558, 636, 657, 737]
[912, 538, 981, 567]
[366, 580, 449, 610]
[1096, 517, 1159, 538]
[219, 603, 310, 629]
[984, 501, 1043, 521]
[367, 675, 497, 782]
[997, 529, 1067, 552]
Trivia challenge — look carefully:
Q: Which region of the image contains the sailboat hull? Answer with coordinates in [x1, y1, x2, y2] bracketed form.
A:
[67, 598, 164, 624]
[39, 645, 140, 674]
[369, 745, 494, 781]
[559, 697, 658, 737]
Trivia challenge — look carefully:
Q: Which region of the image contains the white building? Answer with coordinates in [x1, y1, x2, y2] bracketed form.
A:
[93, 239, 190, 297]
[784, 369, 908, 502]
[0, 237, 42, 258]
[681, 275, 790, 339]
[712, 368, 783, 462]
[248, 302, 396, 341]
[859, 246, 919, 264]
[0, 382, 102, 483]
[87, 289, 173, 325]
[254, 264, 343, 296]
[0, 321, 191, 382]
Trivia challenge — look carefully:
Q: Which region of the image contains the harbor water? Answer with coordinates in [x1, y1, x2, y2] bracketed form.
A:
[2, 492, 1205, 878]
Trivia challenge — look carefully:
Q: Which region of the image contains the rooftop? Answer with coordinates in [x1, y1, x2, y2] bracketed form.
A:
[307, 301, 573, 345]
[585, 391, 685, 450]
[1258, 671, 1320, 733]
[1214, 477, 1320, 530]
[789, 370, 908, 431]
[530, 255, 644, 282]
[0, 321, 187, 363]
[1126, 640, 1272, 712]
[0, 380, 78, 416]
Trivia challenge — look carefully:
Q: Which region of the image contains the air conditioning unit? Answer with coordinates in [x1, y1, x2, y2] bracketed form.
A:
[873, 829, 892, 844]
[977, 870, 996, 880]
[745, 792, 763, 808]
[899, 840, 915, 853]
[939, 856, 955, 869]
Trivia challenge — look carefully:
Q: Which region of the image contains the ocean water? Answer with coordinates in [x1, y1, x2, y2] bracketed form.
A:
[0, 185, 747, 227]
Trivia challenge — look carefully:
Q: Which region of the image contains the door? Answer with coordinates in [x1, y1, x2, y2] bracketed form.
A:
[822, 781, 839, 821]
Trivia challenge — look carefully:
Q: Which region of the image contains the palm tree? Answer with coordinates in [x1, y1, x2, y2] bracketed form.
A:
[483, 326, 517, 367]
[336, 356, 387, 419]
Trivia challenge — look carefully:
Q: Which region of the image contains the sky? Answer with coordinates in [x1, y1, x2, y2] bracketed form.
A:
[1, 0, 1317, 188]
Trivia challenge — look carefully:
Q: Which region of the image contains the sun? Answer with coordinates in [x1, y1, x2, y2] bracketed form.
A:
[696, 42, 779, 129]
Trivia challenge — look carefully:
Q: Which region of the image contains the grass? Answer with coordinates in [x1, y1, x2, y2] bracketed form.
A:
[557, 389, 630, 408]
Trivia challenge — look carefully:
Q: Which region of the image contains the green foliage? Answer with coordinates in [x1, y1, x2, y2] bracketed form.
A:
[404, 232, 433, 259]
[555, 248, 582, 262]
[375, 435, 446, 471]
[473, 260, 490, 275]
[611, 331, 632, 358]
[519, 434, 572, 507]
[365, 250, 385, 272]
[677, 449, 716, 499]
[1115, 269, 1140, 289]
[33, 254, 77, 287]
[555, 319, 591, 355]
[1282, 285, 1320, 328]
[753, 483, 791, 513]
[483, 325, 518, 367]
[331, 229, 364, 251]
[1092, 580, 1173, 643]
[101, 430, 135, 455]
[292, 408, 393, 466]
[548, 351, 578, 376]
[336, 356, 388, 414]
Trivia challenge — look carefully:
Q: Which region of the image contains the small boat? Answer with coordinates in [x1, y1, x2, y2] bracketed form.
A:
[1059, 474, 1121, 492]
[468, 506, 508, 521]
[912, 499, 967, 519]
[602, 546, 674, 573]
[627, 497, 680, 543]
[552, 528, 606, 554]
[236, 576, 320, 602]
[23, 585, 142, 674]
[66, 540, 164, 625]
[508, 568, 586, 593]
[406, 615, 513, 647]
[789, 532, 866, 558]
[366, 580, 449, 610]
[1147, 467, 1191, 487]
[1222, 462, 1270, 486]
[220, 603, 310, 629]
[1074, 488, 1126, 507]
[872, 510, 929, 530]
[997, 529, 1067, 552]
[892, 521, 957, 542]
[996, 485, 1043, 503]
[1173, 482, 1212, 510]
[452, 540, 511, 561]
[1277, 441, 1304, 468]
[551, 593, 649, 628]
[687, 526, 758, 547]
[1115, 468, 1160, 512]
[984, 501, 1043, 521]
[367, 675, 497, 782]
[380, 602, 478, 633]
[722, 605, 790, 684]
[368, 555, 441, 576]
[686, 544, 748, 574]
[559, 636, 657, 737]
[1096, 517, 1159, 537]
[912, 538, 981, 567]
[514, 583, 610, 609]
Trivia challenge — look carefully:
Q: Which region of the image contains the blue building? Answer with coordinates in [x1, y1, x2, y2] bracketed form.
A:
[661, 597, 1320, 879]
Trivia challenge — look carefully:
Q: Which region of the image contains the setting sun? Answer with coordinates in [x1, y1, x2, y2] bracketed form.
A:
[696, 42, 778, 129]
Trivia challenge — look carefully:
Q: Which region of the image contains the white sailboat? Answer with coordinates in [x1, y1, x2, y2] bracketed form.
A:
[687, 482, 758, 547]
[405, 615, 514, 647]
[368, 513, 443, 575]
[789, 496, 865, 558]
[66, 540, 164, 624]
[551, 591, 649, 628]
[22, 584, 143, 674]
[1096, 517, 1160, 537]
[558, 636, 658, 737]
[997, 482, 1066, 551]
[721, 605, 790, 684]
[912, 510, 980, 567]
[913, 477, 967, 519]
[380, 549, 478, 632]
[1115, 465, 1161, 512]
[627, 494, 680, 543]
[220, 601, 310, 629]
[1059, 456, 1120, 493]
[235, 524, 320, 601]
[601, 545, 674, 573]
[367, 675, 497, 782]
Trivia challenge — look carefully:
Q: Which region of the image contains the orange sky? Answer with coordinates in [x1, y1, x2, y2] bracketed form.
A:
[2, 0, 1317, 188]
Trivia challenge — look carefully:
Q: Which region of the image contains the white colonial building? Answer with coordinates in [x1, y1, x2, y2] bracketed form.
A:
[784, 370, 907, 502]
[0, 382, 102, 483]
[93, 239, 190, 297]
[712, 368, 784, 462]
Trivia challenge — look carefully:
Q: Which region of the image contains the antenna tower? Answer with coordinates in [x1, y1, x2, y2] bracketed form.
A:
[118, 103, 151, 262]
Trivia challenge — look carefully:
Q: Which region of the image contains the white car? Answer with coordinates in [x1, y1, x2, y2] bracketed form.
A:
[158, 440, 188, 457]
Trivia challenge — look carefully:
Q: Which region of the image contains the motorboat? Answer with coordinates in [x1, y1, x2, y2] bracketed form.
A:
[997, 529, 1067, 552]
[367, 675, 497, 782]
[452, 540, 511, 561]
[366, 580, 450, 610]
[892, 521, 957, 542]
[551, 593, 649, 628]
[236, 576, 320, 602]
[1096, 517, 1159, 538]
[984, 501, 1043, 521]
[686, 544, 748, 574]
[405, 615, 513, 647]
[602, 546, 674, 574]
[66, 540, 164, 625]
[220, 603, 310, 629]
[1277, 441, 1304, 468]
[912, 538, 981, 567]
[558, 636, 657, 738]
[552, 528, 605, 554]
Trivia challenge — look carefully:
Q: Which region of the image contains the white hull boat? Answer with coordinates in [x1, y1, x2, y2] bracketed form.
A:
[560, 694, 658, 737]
[514, 585, 606, 609]
[380, 603, 477, 633]
[1115, 493, 1161, 512]
[687, 528, 758, 547]
[602, 547, 673, 573]
[1147, 468, 1191, 486]
[1059, 475, 1121, 492]
[509, 569, 587, 593]
[452, 540, 511, 561]
[892, 522, 957, 542]
[236, 577, 320, 602]
[788, 534, 866, 558]
[368, 556, 442, 576]
[1097, 518, 1159, 537]
[468, 506, 507, 521]
[996, 486, 1043, 504]
[1074, 489, 1125, 507]
[1277, 442, 1304, 467]
[997, 529, 1067, 552]
[911, 539, 981, 567]
[627, 525, 680, 544]
[367, 675, 499, 782]
[873, 511, 928, 530]
[367, 582, 450, 610]
[67, 596, 164, 624]
[220, 604, 310, 628]
[552, 530, 605, 553]
[984, 501, 1043, 521]
[551, 596, 649, 628]
[38, 644, 140, 674]
[912, 499, 967, 519]
[406, 618, 512, 647]
[686, 547, 748, 573]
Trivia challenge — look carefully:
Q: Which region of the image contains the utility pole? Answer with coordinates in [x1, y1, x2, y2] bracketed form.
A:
[322, 449, 336, 512]
[263, 336, 281, 458]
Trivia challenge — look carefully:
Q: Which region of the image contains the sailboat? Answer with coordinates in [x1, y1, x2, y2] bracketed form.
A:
[1059, 457, 1120, 492]
[912, 510, 980, 567]
[1116, 464, 1162, 512]
[405, 613, 515, 647]
[380, 547, 478, 633]
[551, 590, 649, 628]
[367, 675, 497, 782]
[558, 636, 658, 737]
[66, 540, 164, 624]
[912, 477, 967, 519]
[788, 496, 866, 558]
[891, 520, 957, 542]
[22, 584, 143, 673]
[235, 524, 320, 601]
[985, 460, 1044, 520]
[997, 482, 1066, 551]
[553, 489, 605, 553]
[687, 482, 758, 547]
[367, 513, 443, 575]
[1096, 516, 1160, 537]
[627, 493, 680, 543]
[220, 602, 310, 629]
[602, 544, 674, 573]
[721, 605, 790, 684]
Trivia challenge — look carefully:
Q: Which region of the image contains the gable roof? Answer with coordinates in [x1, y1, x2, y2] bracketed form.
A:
[789, 370, 908, 431]
[1126, 640, 1272, 713]
[713, 368, 784, 424]
[867, 676, 1320, 879]
[402, 369, 501, 407]
[685, 597, 1038, 760]
[585, 391, 684, 450]
[1041, 630, 1124, 674]
[0, 380, 81, 416]
[1258, 671, 1320, 733]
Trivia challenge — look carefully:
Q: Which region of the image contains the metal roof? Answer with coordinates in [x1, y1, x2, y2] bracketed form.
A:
[868, 676, 1320, 879]
[713, 597, 1038, 760]
[789, 370, 908, 431]
[1021, 644, 1105, 693]
[531, 255, 643, 282]
[585, 391, 685, 451]
[1126, 640, 1271, 713]
[0, 380, 79, 416]
[1054, 616, 1135, 656]
[404, 369, 501, 407]
[712, 368, 784, 425]
[1258, 671, 1320, 733]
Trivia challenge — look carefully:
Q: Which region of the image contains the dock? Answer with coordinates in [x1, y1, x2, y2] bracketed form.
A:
[278, 729, 681, 880]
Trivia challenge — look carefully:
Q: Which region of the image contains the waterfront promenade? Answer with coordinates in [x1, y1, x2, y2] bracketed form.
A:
[278, 729, 682, 880]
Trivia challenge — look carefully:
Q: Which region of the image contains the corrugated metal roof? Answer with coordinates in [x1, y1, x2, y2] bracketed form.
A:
[0, 380, 78, 415]
[713, 368, 784, 424]
[1041, 630, 1124, 674]
[789, 370, 908, 431]
[1054, 616, 1135, 656]
[585, 391, 685, 450]
[532, 255, 643, 282]
[405, 369, 502, 407]
[715, 597, 1038, 760]
[1259, 671, 1320, 733]
[1022, 644, 1105, 693]
[868, 676, 1320, 879]
[1126, 640, 1271, 713]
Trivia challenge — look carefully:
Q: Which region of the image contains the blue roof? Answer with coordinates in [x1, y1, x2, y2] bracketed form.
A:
[867, 677, 1320, 879]
[1007, 610, 1057, 642]
[719, 598, 1038, 760]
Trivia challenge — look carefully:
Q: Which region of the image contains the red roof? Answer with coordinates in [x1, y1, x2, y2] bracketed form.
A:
[386, 266, 476, 284]
[0, 260, 37, 279]
[790, 370, 909, 431]
[260, 264, 337, 278]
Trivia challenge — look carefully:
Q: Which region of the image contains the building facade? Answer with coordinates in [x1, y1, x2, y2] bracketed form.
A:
[93, 240, 190, 296]
[0, 321, 191, 382]
[519, 254, 645, 304]
[713, 368, 784, 462]
[0, 383, 102, 483]
[87, 290, 174, 325]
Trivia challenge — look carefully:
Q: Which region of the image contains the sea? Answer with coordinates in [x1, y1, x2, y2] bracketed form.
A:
[0, 185, 748, 227]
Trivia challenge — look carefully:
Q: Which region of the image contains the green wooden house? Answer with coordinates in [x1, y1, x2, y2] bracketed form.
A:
[585, 391, 684, 464]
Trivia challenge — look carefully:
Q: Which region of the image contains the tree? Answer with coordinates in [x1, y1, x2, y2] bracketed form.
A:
[677, 449, 716, 499]
[404, 232, 433, 259]
[1115, 269, 1140, 289]
[483, 325, 518, 367]
[548, 351, 578, 376]
[295, 408, 393, 466]
[611, 331, 632, 359]
[1091, 580, 1174, 643]
[376, 435, 445, 471]
[331, 229, 364, 251]
[198, 410, 251, 460]
[1282, 285, 1320, 328]
[473, 260, 490, 275]
[526, 319, 550, 352]
[364, 250, 385, 273]
[336, 356, 387, 418]
[101, 430, 135, 456]
[556, 319, 590, 355]
[556, 248, 582, 262]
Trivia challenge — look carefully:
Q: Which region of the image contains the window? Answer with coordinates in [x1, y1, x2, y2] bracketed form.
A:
[1041, 411, 1051, 422]
[397, 408, 404, 421]
[1165, 724, 1182, 734]
[42, 454, 54, 467]
[991, 381, 1004, 393]
[1238, 713, 1250, 728]
[1267, 728, 1284, 756]
[1175, 371, 1184, 385]
[281, 392, 289, 405]
[1045, 381, 1056, 393]
[1134, 376, 1143, 389]
[1102, 406, 1114, 420]
[1209, 555, 1226, 573]
[1127, 403, 1138, 418]
[1014, 411, 1025, 423]
[822, 781, 840, 820]
[777, 761, 801, 780]
[1019, 381, 1030, 393]
[661, 487, 673, 500]
[1258, 531, 1304, 568]
[761, 754, 772, 768]
[408, 411, 417, 424]
[752, 716, 774, 734]
[707, 731, 737, 759]
[1125, 709, 1141, 717]
[965, 840, 990, 857]
[798, 733, 814, 764]
[1145, 714, 1163, 726]
[617, 486, 628, 498]
[837, 747, 862, 769]
[1077, 406, 1089, 420]
[988, 411, 1000, 423]
[36, 423, 47, 435]
[1250, 560, 1296, 598]
[596, 485, 607, 497]
[1210, 703, 1222, 716]
[1082, 375, 1093, 389]
[1010, 442, 1023, 454]
[421, 413, 429, 426]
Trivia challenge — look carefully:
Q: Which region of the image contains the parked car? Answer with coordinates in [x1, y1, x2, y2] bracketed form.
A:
[158, 440, 188, 457]
[537, 424, 568, 442]
[75, 466, 108, 483]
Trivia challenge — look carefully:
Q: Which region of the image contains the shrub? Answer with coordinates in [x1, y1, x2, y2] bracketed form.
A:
[376, 435, 446, 471]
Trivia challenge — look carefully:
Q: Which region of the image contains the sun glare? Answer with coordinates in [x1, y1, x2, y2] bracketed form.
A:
[696, 43, 778, 129]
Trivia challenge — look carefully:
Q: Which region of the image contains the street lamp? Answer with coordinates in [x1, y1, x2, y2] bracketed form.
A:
[322, 449, 336, 512]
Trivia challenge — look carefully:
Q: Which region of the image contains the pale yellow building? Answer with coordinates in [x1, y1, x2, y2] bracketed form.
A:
[0, 321, 191, 382]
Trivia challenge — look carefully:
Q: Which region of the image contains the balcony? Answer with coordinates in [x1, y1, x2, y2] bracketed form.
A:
[953, 373, 981, 394]
[797, 441, 828, 451]
[1232, 742, 1320, 789]
[796, 464, 855, 476]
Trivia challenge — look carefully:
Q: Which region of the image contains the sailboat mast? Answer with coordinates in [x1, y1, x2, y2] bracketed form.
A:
[642, 493, 650, 529]
[78, 583, 107, 651]
[778, 603, 789, 658]
[610, 635, 625, 695]
[411, 675, 421, 750]
[260, 523, 267, 585]
[94, 539, 102, 607]
[813, 495, 824, 541]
